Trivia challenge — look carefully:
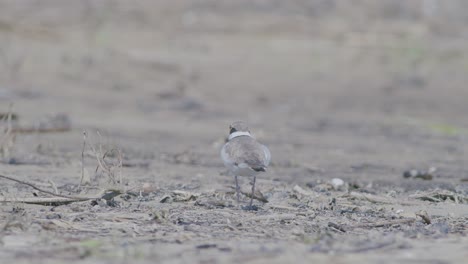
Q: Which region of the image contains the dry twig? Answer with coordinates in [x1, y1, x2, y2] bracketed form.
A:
[87, 131, 123, 186]
[351, 218, 416, 229]
[0, 173, 121, 205]
[345, 191, 418, 206]
[80, 130, 87, 186]
[0, 104, 16, 158]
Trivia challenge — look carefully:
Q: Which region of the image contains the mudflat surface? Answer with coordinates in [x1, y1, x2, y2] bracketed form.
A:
[0, 1, 467, 263]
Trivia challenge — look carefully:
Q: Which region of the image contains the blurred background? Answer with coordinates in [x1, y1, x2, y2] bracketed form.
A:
[1, 0, 468, 185]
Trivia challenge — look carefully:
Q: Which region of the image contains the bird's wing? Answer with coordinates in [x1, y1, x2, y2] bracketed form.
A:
[262, 144, 271, 166]
[221, 143, 235, 167]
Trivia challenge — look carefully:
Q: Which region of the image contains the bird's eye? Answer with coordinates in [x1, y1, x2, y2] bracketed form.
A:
[230, 127, 237, 134]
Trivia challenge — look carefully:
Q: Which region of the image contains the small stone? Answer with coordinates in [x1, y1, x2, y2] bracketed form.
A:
[46, 213, 61, 219]
[416, 210, 431, 224]
[428, 167, 437, 174]
[403, 169, 419, 178]
[330, 178, 345, 190]
[142, 182, 155, 194]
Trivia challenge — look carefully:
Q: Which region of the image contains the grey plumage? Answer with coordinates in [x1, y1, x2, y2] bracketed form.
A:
[221, 136, 270, 175]
[220, 121, 271, 208]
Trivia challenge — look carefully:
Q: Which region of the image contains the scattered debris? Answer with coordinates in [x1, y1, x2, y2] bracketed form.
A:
[159, 196, 172, 203]
[0, 197, 88, 206]
[410, 189, 467, 203]
[46, 213, 62, 220]
[247, 213, 297, 222]
[195, 198, 230, 209]
[161, 190, 199, 203]
[344, 191, 419, 206]
[351, 218, 416, 229]
[328, 222, 346, 232]
[196, 244, 217, 249]
[89, 131, 124, 186]
[0, 173, 122, 205]
[240, 185, 268, 203]
[345, 191, 394, 204]
[241, 204, 259, 211]
[403, 167, 437, 180]
[416, 210, 431, 224]
[293, 185, 313, 196]
[0, 105, 16, 159]
[151, 209, 169, 224]
[307, 180, 335, 192]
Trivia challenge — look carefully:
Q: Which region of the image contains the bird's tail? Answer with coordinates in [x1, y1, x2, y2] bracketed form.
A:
[252, 166, 266, 172]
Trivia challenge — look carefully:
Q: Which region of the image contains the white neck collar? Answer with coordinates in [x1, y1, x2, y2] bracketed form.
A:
[229, 131, 252, 141]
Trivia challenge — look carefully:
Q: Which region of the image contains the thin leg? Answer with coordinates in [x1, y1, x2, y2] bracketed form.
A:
[235, 175, 240, 203]
[250, 176, 256, 207]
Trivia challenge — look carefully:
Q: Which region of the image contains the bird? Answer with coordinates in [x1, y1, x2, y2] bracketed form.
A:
[221, 121, 271, 208]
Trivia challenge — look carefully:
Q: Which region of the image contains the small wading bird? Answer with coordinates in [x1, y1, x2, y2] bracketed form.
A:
[221, 121, 271, 208]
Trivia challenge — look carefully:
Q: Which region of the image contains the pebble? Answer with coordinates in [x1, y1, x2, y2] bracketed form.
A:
[403, 167, 436, 180]
[330, 178, 345, 190]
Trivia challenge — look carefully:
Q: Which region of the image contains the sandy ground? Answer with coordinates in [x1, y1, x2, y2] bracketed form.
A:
[0, 1, 467, 263]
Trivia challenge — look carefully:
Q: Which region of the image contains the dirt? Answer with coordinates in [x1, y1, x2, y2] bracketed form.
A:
[0, 1, 467, 263]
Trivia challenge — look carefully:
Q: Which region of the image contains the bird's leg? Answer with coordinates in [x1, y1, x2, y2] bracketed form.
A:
[250, 176, 256, 207]
[235, 175, 240, 203]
